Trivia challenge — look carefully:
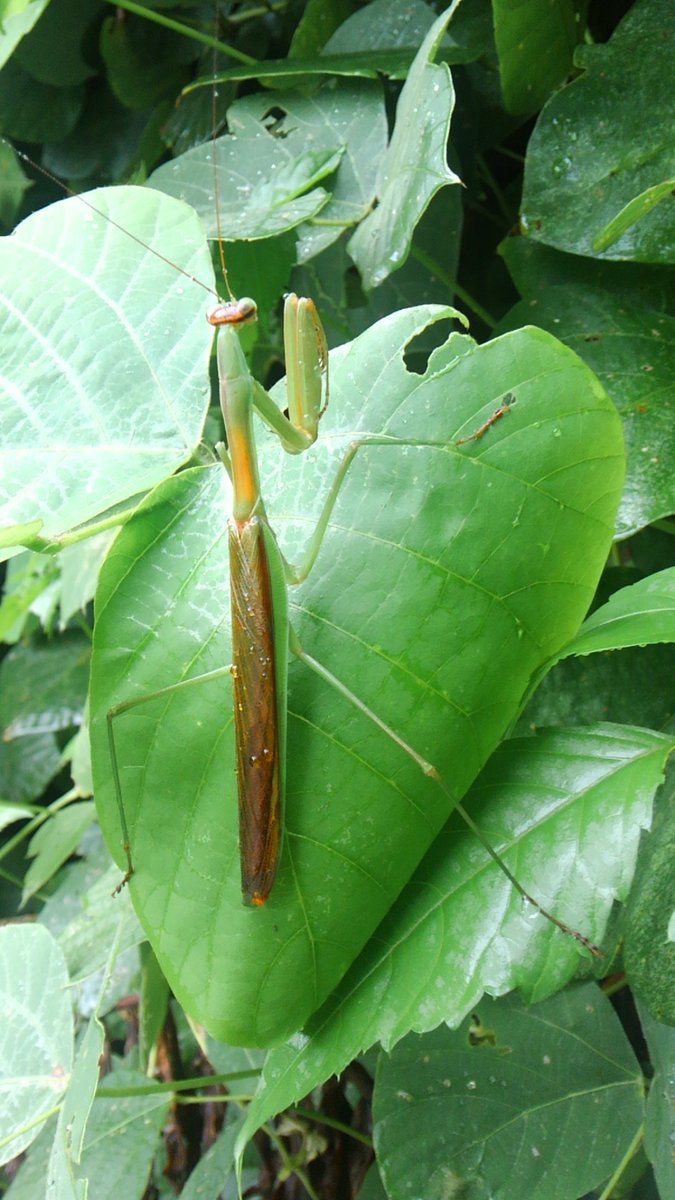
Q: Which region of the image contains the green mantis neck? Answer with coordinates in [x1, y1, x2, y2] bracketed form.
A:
[216, 325, 263, 525]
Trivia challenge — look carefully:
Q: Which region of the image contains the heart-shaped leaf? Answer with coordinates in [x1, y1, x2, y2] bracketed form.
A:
[90, 307, 624, 1045]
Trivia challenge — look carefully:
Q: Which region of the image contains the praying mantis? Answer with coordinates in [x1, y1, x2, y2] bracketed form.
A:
[106, 286, 467, 908]
[1, 148, 623, 1048]
[105, 285, 597, 939]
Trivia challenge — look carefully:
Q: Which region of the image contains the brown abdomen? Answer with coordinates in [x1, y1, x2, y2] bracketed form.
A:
[229, 518, 281, 905]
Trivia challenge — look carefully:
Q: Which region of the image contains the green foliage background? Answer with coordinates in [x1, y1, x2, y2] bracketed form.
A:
[0, 1, 673, 1198]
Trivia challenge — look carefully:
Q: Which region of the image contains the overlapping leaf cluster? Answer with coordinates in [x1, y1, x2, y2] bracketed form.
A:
[0, 2, 673, 1199]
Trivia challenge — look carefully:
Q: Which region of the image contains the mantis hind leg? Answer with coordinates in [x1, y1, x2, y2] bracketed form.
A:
[290, 630, 601, 957]
[106, 664, 234, 894]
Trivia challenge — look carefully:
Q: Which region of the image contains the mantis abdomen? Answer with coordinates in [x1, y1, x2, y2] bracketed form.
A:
[229, 517, 286, 906]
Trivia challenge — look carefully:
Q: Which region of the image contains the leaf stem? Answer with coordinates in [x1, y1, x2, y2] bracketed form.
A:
[596, 1124, 644, 1200]
[292, 1106, 374, 1149]
[0, 789, 80, 869]
[96, 1069, 261, 1098]
[103, 0, 257, 65]
[410, 245, 497, 328]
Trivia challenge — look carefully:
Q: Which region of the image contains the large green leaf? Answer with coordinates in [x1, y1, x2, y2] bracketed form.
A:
[90, 307, 624, 1046]
[238, 723, 666, 1140]
[521, 0, 675, 263]
[497, 284, 675, 536]
[373, 985, 644, 1200]
[0, 187, 214, 541]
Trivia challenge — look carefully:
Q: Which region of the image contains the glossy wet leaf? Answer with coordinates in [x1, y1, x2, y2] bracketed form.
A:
[558, 567, 675, 659]
[90, 308, 623, 1046]
[323, 0, 437, 61]
[150, 132, 341, 242]
[321, 0, 490, 72]
[624, 787, 675, 1025]
[238, 724, 665, 1138]
[493, 0, 577, 115]
[373, 985, 644, 1200]
[348, 2, 462, 289]
[498, 285, 675, 536]
[227, 81, 386, 261]
[521, 0, 675, 263]
[0, 188, 214, 541]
